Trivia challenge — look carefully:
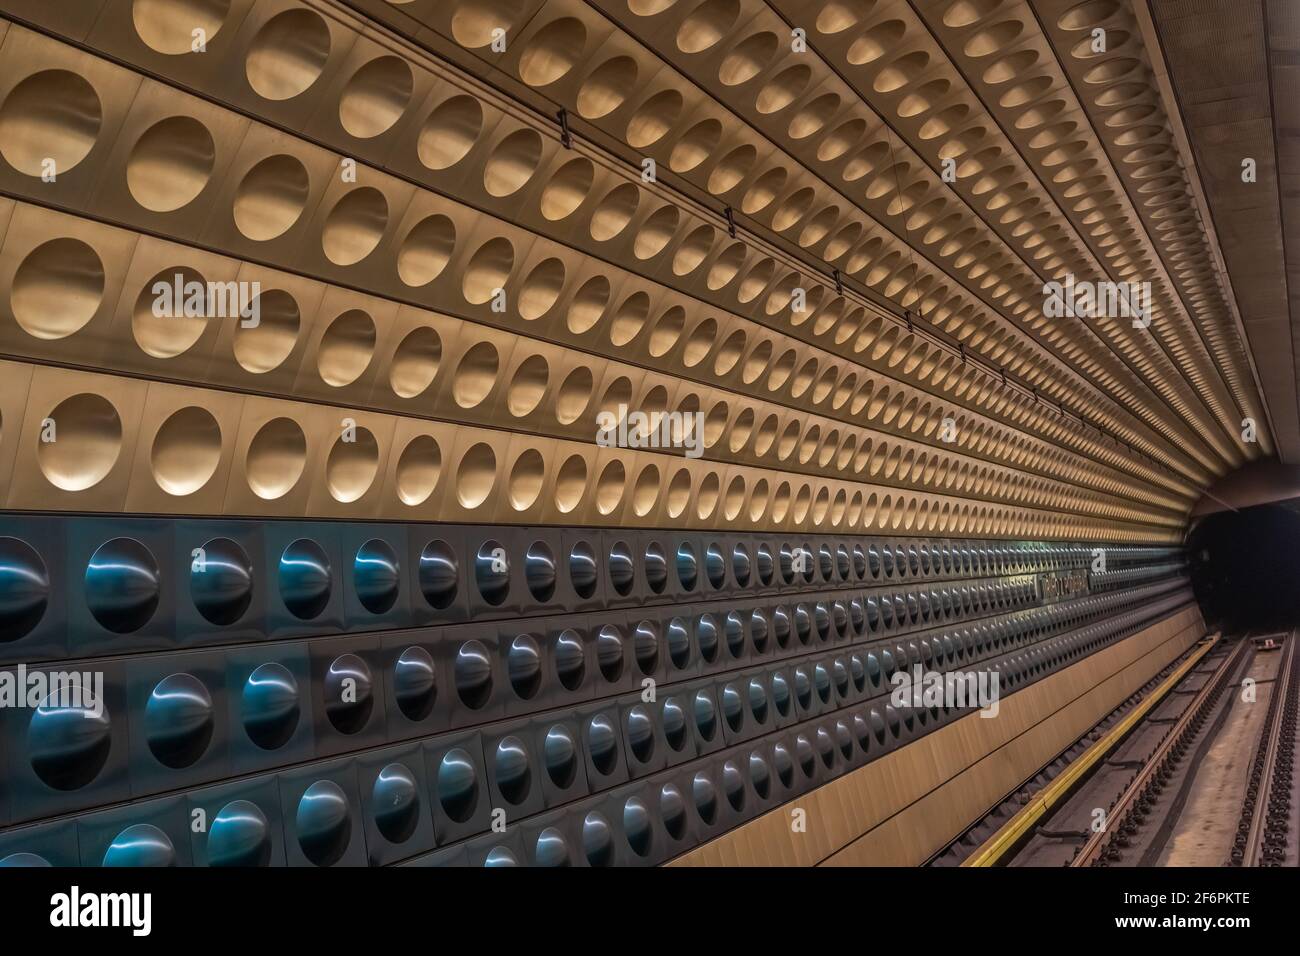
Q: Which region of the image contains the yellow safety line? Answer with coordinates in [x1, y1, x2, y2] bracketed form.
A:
[962, 634, 1219, 867]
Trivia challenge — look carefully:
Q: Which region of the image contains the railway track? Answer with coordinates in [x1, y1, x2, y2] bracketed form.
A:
[1231, 633, 1298, 867]
[933, 634, 1265, 867]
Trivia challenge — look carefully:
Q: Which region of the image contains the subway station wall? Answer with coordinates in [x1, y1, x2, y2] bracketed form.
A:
[0, 0, 1202, 866]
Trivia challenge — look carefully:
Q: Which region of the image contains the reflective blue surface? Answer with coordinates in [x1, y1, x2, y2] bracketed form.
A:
[392, 645, 436, 721]
[28, 692, 112, 791]
[437, 748, 479, 822]
[208, 799, 272, 867]
[595, 625, 624, 682]
[582, 811, 613, 866]
[607, 541, 633, 595]
[324, 653, 373, 733]
[585, 714, 618, 775]
[103, 823, 175, 867]
[533, 826, 570, 867]
[623, 796, 652, 856]
[568, 541, 597, 598]
[474, 540, 509, 606]
[296, 780, 351, 866]
[354, 539, 399, 614]
[85, 537, 159, 633]
[372, 763, 419, 844]
[524, 541, 555, 601]
[145, 673, 213, 769]
[454, 640, 492, 708]
[278, 539, 331, 620]
[0, 536, 48, 641]
[506, 634, 541, 699]
[190, 537, 253, 626]
[543, 724, 577, 788]
[417, 540, 457, 609]
[241, 662, 300, 749]
[492, 736, 531, 804]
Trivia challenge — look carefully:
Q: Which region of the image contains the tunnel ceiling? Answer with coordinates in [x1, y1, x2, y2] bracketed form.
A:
[0, 0, 1293, 544]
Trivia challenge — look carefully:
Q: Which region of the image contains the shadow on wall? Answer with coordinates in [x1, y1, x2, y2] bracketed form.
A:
[1188, 502, 1300, 633]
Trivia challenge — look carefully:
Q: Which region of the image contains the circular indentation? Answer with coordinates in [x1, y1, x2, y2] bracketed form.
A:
[390, 326, 442, 398]
[316, 309, 375, 387]
[393, 645, 436, 721]
[508, 448, 545, 511]
[278, 538, 331, 619]
[475, 539, 510, 605]
[394, 434, 441, 506]
[596, 624, 625, 682]
[678, 0, 740, 53]
[234, 288, 299, 373]
[372, 763, 420, 844]
[483, 846, 519, 867]
[134, 0, 231, 55]
[297, 780, 351, 866]
[677, 542, 698, 590]
[417, 539, 457, 609]
[524, 540, 556, 601]
[624, 795, 653, 856]
[452, 0, 523, 48]
[0, 70, 101, 176]
[418, 95, 482, 171]
[0, 537, 48, 641]
[132, 266, 208, 358]
[627, 89, 682, 148]
[438, 747, 480, 821]
[208, 800, 272, 867]
[246, 9, 331, 101]
[28, 690, 111, 790]
[463, 237, 515, 304]
[645, 542, 668, 593]
[323, 650, 374, 733]
[568, 540, 597, 598]
[233, 155, 309, 240]
[583, 811, 613, 866]
[506, 633, 542, 700]
[397, 215, 455, 287]
[587, 714, 620, 776]
[241, 662, 300, 749]
[339, 56, 412, 138]
[519, 18, 586, 87]
[12, 239, 105, 341]
[608, 540, 635, 596]
[86, 538, 159, 633]
[694, 689, 717, 740]
[578, 56, 637, 118]
[353, 538, 399, 614]
[626, 705, 655, 763]
[326, 426, 379, 503]
[103, 824, 175, 867]
[484, 128, 542, 196]
[591, 182, 640, 241]
[554, 628, 586, 690]
[534, 827, 571, 867]
[493, 735, 532, 804]
[151, 406, 221, 496]
[544, 724, 578, 787]
[127, 116, 215, 212]
[541, 158, 593, 221]
[667, 617, 691, 669]
[693, 772, 718, 823]
[322, 187, 387, 266]
[455, 442, 497, 509]
[190, 537, 252, 626]
[245, 416, 307, 501]
[455, 639, 494, 708]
